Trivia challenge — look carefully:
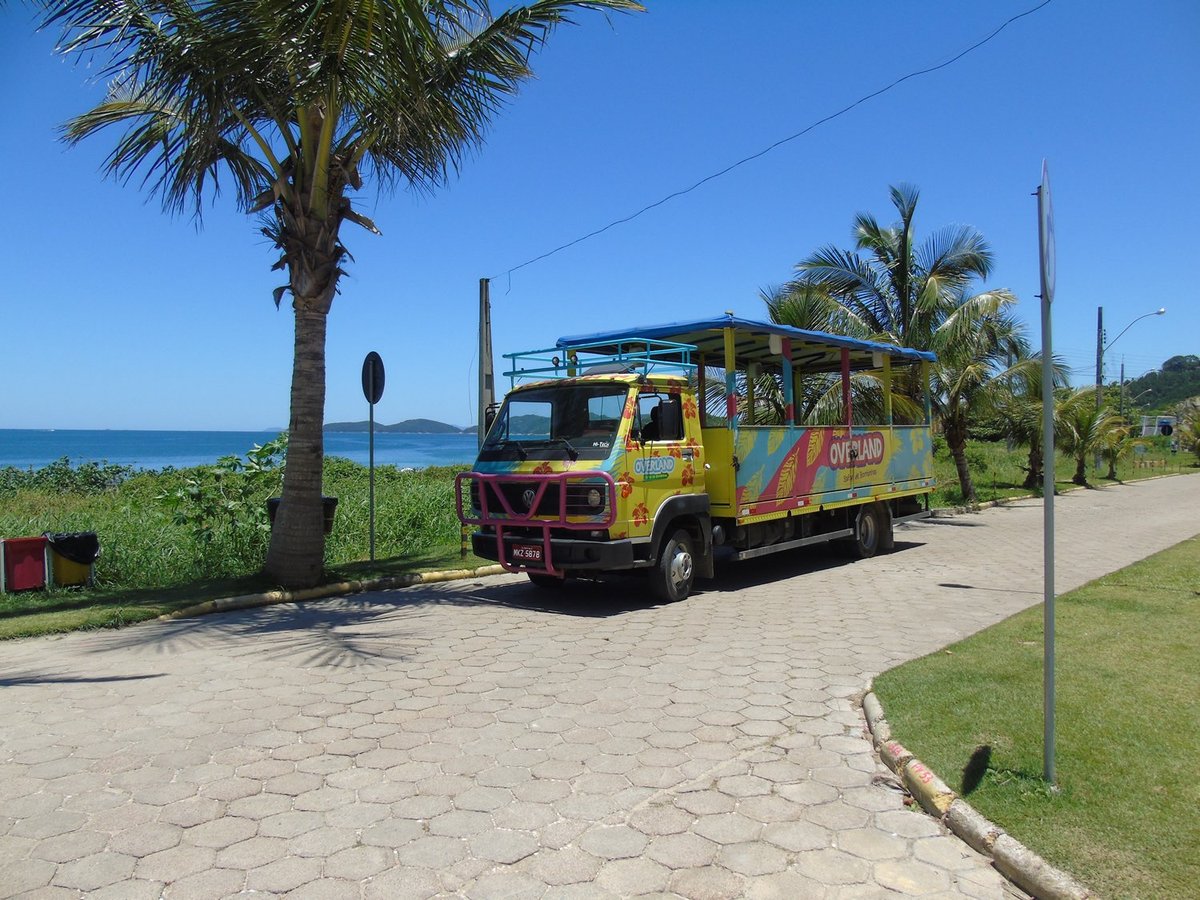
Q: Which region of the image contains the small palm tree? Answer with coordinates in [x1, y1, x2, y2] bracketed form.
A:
[1101, 426, 1142, 480]
[1059, 388, 1125, 486]
[991, 358, 1067, 490]
[40, 0, 642, 587]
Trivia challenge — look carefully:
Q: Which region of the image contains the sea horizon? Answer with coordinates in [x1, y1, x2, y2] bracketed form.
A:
[0, 428, 479, 472]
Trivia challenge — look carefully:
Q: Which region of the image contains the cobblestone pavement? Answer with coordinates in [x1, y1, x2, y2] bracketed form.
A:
[2, 475, 1198, 899]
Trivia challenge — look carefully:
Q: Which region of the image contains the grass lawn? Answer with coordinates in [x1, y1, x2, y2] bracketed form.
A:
[0, 544, 490, 640]
[872, 535, 1200, 900]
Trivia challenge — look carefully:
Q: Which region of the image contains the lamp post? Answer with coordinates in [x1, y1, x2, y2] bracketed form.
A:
[1094, 307, 1166, 466]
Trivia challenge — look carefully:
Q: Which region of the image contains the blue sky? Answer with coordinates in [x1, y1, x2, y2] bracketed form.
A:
[1, 0, 1196, 431]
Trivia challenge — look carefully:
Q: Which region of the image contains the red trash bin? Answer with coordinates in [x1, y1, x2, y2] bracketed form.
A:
[2, 536, 48, 592]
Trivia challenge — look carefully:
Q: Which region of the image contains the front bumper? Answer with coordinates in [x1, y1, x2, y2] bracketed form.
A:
[471, 531, 640, 574]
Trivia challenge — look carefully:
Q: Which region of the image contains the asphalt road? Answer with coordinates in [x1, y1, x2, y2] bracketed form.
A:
[2, 473, 1197, 899]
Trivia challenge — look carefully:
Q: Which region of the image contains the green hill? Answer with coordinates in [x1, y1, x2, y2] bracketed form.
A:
[1123, 355, 1200, 410]
[325, 418, 465, 433]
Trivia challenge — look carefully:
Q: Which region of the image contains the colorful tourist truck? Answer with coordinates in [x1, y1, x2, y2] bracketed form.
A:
[456, 316, 936, 601]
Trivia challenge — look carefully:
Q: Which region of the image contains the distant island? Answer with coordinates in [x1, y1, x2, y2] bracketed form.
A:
[325, 418, 475, 434]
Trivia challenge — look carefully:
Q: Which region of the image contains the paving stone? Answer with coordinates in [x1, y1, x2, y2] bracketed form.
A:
[674, 790, 736, 817]
[245, 855, 324, 893]
[31, 828, 108, 863]
[577, 824, 648, 860]
[462, 871, 546, 900]
[668, 865, 744, 900]
[913, 834, 986, 871]
[11, 811, 87, 840]
[0, 858, 57, 895]
[396, 835, 466, 868]
[181, 815, 258, 850]
[874, 859, 953, 895]
[323, 844, 393, 880]
[595, 856, 671, 895]
[838, 826, 910, 860]
[108, 822, 184, 858]
[289, 825, 357, 859]
[469, 828, 540, 864]
[259, 811, 326, 839]
[520, 847, 603, 885]
[717, 841, 790, 876]
[158, 866, 244, 898]
[644, 832, 718, 869]
[215, 835, 288, 869]
[795, 847, 871, 885]
[53, 851, 136, 891]
[627, 806, 693, 841]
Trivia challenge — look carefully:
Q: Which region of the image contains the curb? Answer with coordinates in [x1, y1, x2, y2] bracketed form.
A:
[156, 564, 508, 623]
[862, 690, 1092, 900]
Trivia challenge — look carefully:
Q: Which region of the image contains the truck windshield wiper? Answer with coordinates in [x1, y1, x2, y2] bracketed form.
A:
[497, 439, 527, 460]
[547, 437, 579, 461]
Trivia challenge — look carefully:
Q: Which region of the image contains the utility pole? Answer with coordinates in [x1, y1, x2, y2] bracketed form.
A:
[1094, 306, 1104, 472]
[478, 278, 494, 448]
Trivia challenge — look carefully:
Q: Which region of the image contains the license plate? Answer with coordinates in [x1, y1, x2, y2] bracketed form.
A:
[512, 544, 543, 562]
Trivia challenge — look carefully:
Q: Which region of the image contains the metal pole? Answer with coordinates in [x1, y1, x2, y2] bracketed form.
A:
[478, 278, 494, 448]
[1039, 184, 1056, 785]
[368, 397, 376, 562]
[1094, 306, 1103, 472]
[1119, 359, 1125, 421]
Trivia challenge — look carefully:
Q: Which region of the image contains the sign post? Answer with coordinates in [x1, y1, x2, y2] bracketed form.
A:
[361, 351, 385, 563]
[1037, 160, 1057, 784]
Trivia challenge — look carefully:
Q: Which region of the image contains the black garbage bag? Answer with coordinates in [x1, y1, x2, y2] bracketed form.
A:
[43, 532, 101, 565]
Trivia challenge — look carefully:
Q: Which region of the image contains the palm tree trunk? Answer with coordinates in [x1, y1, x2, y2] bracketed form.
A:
[1073, 454, 1088, 486]
[264, 306, 328, 587]
[1023, 445, 1041, 490]
[950, 440, 976, 503]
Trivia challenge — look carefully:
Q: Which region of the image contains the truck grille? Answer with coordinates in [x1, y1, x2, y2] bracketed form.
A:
[456, 471, 617, 528]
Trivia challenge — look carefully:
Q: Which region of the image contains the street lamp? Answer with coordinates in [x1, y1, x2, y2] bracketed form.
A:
[1094, 307, 1166, 463]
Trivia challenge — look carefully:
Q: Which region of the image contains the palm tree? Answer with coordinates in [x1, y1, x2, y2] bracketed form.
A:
[796, 184, 999, 354]
[1058, 388, 1125, 486]
[40, 0, 642, 587]
[991, 358, 1066, 490]
[770, 185, 1028, 501]
[927, 292, 1030, 502]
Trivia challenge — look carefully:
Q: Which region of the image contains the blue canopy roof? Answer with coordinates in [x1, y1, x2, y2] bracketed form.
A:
[556, 316, 935, 374]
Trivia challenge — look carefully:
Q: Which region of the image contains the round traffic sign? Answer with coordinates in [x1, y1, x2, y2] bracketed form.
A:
[362, 351, 385, 404]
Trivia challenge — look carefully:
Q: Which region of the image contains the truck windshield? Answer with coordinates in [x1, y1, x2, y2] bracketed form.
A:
[480, 384, 628, 462]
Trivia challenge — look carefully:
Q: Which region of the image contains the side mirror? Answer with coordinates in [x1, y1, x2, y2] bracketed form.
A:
[483, 403, 499, 435]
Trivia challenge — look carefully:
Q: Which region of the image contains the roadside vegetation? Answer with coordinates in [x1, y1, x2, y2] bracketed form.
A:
[873, 535, 1200, 900]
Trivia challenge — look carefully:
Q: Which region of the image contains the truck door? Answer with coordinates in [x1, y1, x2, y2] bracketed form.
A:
[630, 390, 693, 536]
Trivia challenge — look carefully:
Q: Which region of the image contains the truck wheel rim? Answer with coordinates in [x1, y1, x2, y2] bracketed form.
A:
[860, 513, 876, 549]
[669, 546, 693, 587]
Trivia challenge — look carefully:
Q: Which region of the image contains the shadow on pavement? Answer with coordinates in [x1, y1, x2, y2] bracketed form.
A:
[0, 671, 166, 687]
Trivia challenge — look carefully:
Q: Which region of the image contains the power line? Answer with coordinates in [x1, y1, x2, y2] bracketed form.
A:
[491, 0, 1054, 282]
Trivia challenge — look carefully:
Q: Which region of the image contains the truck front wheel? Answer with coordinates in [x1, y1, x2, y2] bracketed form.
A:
[651, 529, 695, 602]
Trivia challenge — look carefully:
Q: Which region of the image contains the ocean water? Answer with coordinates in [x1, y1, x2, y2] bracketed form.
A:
[0, 429, 479, 472]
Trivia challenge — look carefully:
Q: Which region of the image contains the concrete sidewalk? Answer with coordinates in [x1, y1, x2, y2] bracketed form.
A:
[2, 474, 1197, 898]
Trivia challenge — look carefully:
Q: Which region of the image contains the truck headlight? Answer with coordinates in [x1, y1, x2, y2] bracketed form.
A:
[586, 488, 603, 509]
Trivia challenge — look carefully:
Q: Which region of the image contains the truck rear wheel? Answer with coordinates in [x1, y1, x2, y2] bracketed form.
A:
[651, 529, 695, 602]
[851, 504, 883, 559]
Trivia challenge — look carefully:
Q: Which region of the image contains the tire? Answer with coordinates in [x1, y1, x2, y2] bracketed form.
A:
[850, 504, 883, 559]
[527, 573, 563, 589]
[650, 529, 696, 602]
